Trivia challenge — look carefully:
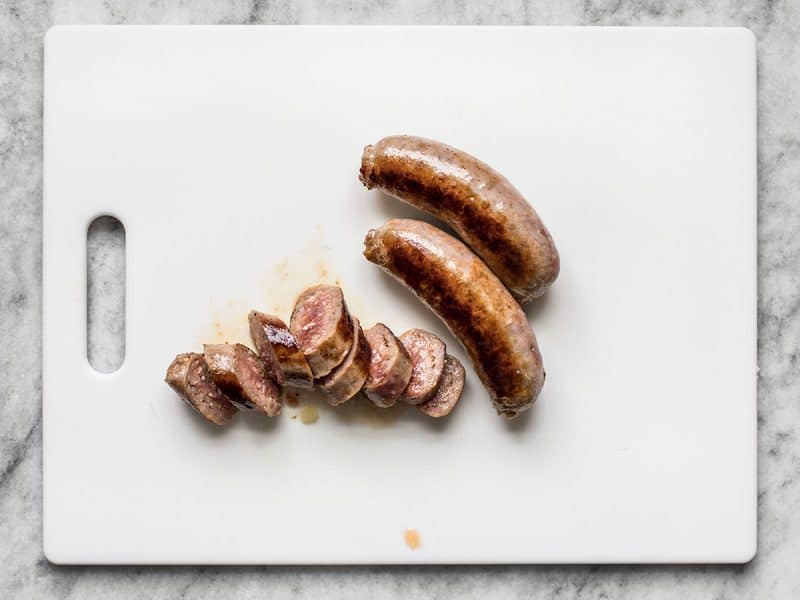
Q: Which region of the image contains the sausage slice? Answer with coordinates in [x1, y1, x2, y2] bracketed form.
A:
[249, 310, 314, 389]
[399, 328, 446, 405]
[363, 323, 412, 408]
[417, 355, 466, 417]
[317, 316, 371, 405]
[203, 343, 281, 416]
[165, 353, 237, 425]
[290, 284, 354, 378]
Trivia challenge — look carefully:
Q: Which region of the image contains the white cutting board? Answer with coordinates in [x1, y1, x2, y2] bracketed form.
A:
[43, 26, 757, 564]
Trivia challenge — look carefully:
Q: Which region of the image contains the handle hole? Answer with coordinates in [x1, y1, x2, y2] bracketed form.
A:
[87, 216, 126, 373]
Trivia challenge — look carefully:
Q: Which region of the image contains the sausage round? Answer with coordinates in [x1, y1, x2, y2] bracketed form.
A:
[165, 353, 237, 425]
[360, 135, 559, 304]
[249, 310, 314, 389]
[364, 218, 544, 418]
[417, 355, 466, 418]
[203, 343, 282, 416]
[290, 284, 354, 378]
[399, 328, 446, 405]
[363, 322, 413, 408]
[317, 317, 371, 405]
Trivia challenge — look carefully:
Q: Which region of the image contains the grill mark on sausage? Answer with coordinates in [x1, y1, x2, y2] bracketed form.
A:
[385, 241, 525, 401]
[377, 167, 526, 277]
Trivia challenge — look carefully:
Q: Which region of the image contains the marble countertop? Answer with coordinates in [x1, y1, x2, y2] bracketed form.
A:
[2, 1, 798, 598]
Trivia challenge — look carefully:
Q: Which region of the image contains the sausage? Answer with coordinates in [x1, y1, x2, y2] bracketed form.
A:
[364, 219, 544, 418]
[290, 284, 354, 378]
[165, 353, 237, 425]
[359, 135, 559, 304]
[363, 322, 413, 408]
[249, 310, 314, 389]
[417, 355, 466, 418]
[317, 317, 371, 405]
[399, 328, 446, 405]
[203, 343, 282, 416]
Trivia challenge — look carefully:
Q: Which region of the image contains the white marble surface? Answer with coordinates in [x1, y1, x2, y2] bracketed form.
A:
[1, 1, 798, 598]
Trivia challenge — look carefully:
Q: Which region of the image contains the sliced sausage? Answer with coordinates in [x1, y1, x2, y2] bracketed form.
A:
[399, 328, 446, 405]
[203, 343, 281, 416]
[165, 353, 237, 425]
[364, 219, 544, 418]
[317, 317, 371, 405]
[290, 284, 354, 378]
[360, 135, 559, 304]
[363, 322, 413, 408]
[417, 355, 466, 418]
[249, 310, 314, 389]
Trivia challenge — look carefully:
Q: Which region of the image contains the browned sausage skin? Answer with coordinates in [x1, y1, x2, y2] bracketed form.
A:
[203, 343, 282, 416]
[360, 135, 559, 304]
[249, 310, 314, 389]
[364, 219, 544, 418]
[165, 353, 237, 425]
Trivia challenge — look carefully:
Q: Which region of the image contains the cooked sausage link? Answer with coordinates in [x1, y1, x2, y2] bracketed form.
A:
[364, 219, 544, 418]
[290, 284, 354, 378]
[399, 328, 446, 405]
[317, 317, 371, 405]
[203, 343, 282, 416]
[360, 135, 559, 303]
[165, 353, 237, 425]
[363, 322, 413, 408]
[249, 310, 314, 389]
[417, 355, 465, 418]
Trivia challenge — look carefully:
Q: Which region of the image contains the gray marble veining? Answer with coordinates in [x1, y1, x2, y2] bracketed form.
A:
[1, 1, 799, 598]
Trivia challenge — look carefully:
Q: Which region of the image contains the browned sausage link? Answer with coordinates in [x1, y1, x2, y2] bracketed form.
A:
[360, 135, 559, 304]
[317, 317, 371, 405]
[249, 310, 314, 389]
[417, 355, 466, 418]
[364, 219, 544, 418]
[290, 284, 354, 378]
[363, 322, 413, 408]
[165, 353, 237, 425]
[203, 343, 282, 416]
[399, 328, 446, 405]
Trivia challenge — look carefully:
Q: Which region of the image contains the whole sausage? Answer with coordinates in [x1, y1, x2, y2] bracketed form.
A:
[165, 353, 237, 425]
[290, 284, 354, 378]
[363, 218, 544, 418]
[360, 135, 559, 304]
